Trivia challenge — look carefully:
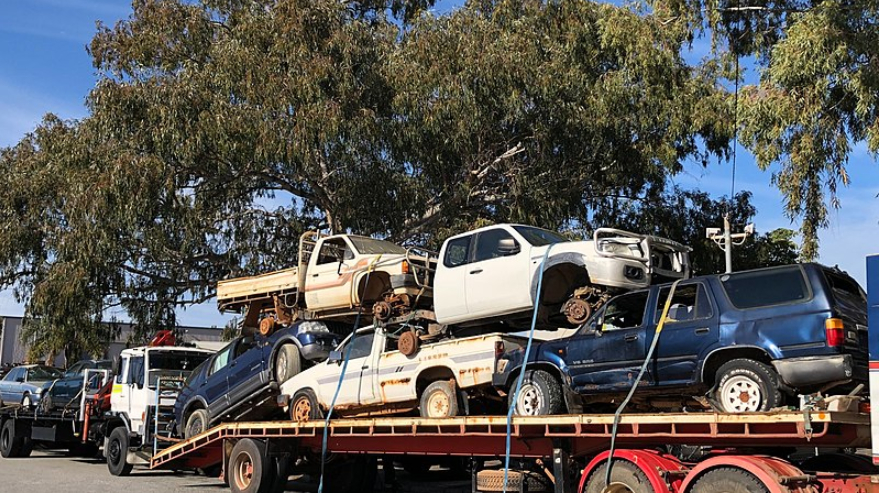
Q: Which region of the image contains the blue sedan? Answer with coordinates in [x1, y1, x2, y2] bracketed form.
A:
[174, 321, 340, 438]
[0, 365, 63, 408]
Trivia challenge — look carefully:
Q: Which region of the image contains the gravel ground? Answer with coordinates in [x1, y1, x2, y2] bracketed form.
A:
[0, 448, 473, 493]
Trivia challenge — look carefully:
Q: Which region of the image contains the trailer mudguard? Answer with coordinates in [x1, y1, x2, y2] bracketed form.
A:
[579, 449, 684, 493]
[679, 455, 812, 493]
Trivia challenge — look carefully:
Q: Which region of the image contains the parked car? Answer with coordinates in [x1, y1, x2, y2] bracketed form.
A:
[173, 321, 341, 438]
[0, 365, 63, 408]
[494, 263, 869, 415]
[40, 359, 113, 411]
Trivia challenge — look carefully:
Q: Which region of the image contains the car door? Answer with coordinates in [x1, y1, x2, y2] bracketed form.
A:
[565, 291, 651, 393]
[226, 336, 264, 406]
[204, 342, 235, 418]
[434, 234, 475, 322]
[466, 228, 531, 318]
[649, 282, 719, 387]
[58, 362, 84, 404]
[319, 331, 377, 407]
[1, 368, 23, 402]
[305, 237, 357, 310]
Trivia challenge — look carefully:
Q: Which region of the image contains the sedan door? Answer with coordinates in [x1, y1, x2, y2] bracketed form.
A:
[566, 291, 651, 394]
[226, 337, 265, 406]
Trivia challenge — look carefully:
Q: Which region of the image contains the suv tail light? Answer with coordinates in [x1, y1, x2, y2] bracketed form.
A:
[825, 318, 844, 347]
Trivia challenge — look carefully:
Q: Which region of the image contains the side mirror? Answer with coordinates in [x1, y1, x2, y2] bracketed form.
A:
[328, 350, 343, 364]
[498, 238, 521, 256]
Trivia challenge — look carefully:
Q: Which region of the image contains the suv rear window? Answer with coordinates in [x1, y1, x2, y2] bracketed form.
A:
[720, 266, 809, 309]
[822, 268, 866, 315]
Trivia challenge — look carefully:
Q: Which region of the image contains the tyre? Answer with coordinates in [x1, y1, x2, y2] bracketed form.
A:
[107, 427, 133, 476]
[322, 455, 378, 492]
[583, 460, 652, 493]
[269, 456, 290, 492]
[274, 344, 302, 383]
[20, 393, 32, 409]
[229, 439, 273, 493]
[509, 370, 565, 416]
[689, 467, 769, 493]
[185, 408, 210, 439]
[0, 419, 25, 458]
[713, 359, 782, 413]
[419, 380, 460, 418]
[289, 389, 322, 422]
[476, 469, 552, 492]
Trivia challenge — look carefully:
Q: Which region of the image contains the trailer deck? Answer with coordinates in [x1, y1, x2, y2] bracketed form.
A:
[150, 411, 870, 471]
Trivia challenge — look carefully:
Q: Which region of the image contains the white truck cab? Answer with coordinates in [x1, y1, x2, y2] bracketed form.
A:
[433, 224, 691, 328]
[106, 345, 214, 476]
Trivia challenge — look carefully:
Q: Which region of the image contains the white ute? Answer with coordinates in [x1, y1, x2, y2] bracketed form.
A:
[279, 325, 528, 419]
[433, 224, 691, 328]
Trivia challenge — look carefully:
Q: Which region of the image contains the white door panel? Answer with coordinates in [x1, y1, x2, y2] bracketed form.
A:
[434, 235, 474, 323]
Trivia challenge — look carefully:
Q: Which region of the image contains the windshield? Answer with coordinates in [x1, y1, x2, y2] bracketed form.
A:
[147, 350, 212, 389]
[512, 226, 569, 246]
[28, 366, 62, 381]
[348, 236, 407, 255]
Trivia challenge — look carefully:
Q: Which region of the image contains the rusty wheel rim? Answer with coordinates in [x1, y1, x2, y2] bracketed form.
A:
[398, 331, 418, 356]
[234, 451, 254, 491]
[292, 396, 312, 422]
[564, 299, 592, 325]
[426, 390, 450, 418]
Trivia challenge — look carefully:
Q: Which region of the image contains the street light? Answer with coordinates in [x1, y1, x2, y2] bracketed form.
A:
[707, 218, 754, 273]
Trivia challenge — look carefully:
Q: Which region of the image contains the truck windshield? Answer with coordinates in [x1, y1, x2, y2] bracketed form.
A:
[147, 350, 212, 389]
[512, 226, 568, 246]
[348, 237, 407, 255]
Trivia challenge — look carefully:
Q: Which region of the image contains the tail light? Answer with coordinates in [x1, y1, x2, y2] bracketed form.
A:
[859, 401, 870, 414]
[401, 261, 410, 274]
[495, 341, 505, 360]
[825, 318, 844, 347]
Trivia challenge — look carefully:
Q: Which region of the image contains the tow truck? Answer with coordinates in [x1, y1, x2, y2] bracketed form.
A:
[0, 336, 214, 478]
[143, 256, 879, 493]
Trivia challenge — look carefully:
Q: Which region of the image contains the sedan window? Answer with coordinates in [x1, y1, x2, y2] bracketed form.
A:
[601, 291, 649, 331]
[474, 229, 518, 262]
[27, 366, 62, 382]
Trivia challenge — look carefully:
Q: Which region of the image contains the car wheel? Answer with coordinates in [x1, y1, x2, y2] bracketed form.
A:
[274, 344, 302, 383]
[510, 370, 565, 416]
[419, 380, 459, 418]
[107, 427, 133, 476]
[40, 393, 53, 412]
[713, 359, 782, 413]
[185, 409, 210, 439]
[290, 389, 323, 422]
[20, 393, 32, 409]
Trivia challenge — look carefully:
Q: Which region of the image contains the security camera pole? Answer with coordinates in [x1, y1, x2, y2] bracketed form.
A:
[706, 215, 754, 273]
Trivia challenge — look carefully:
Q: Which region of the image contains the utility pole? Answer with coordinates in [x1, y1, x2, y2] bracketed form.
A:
[707, 215, 755, 273]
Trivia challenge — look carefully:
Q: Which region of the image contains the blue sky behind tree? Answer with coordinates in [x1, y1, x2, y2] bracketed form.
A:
[0, 0, 876, 327]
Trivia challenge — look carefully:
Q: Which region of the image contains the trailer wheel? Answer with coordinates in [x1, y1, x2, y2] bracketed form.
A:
[419, 380, 459, 418]
[476, 469, 552, 492]
[269, 456, 290, 492]
[185, 409, 210, 439]
[713, 359, 781, 413]
[688, 467, 768, 493]
[229, 439, 275, 493]
[107, 427, 133, 476]
[274, 344, 302, 384]
[583, 460, 652, 493]
[0, 419, 25, 458]
[510, 370, 564, 416]
[290, 389, 322, 422]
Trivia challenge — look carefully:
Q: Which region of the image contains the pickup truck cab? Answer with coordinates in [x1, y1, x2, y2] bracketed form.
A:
[218, 232, 435, 330]
[494, 263, 868, 415]
[434, 224, 691, 328]
[278, 325, 528, 419]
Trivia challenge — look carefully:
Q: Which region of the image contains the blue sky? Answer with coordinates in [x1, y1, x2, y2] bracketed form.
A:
[0, 0, 877, 328]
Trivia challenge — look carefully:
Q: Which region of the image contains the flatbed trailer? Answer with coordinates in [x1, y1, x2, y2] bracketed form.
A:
[150, 411, 876, 493]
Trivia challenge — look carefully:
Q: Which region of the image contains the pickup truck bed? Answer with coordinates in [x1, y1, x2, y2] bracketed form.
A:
[217, 268, 299, 311]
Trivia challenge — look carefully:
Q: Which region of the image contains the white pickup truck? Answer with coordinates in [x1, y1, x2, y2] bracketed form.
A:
[278, 325, 527, 419]
[433, 224, 691, 328]
[217, 231, 435, 332]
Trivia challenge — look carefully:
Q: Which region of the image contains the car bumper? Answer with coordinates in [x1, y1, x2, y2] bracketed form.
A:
[772, 354, 854, 389]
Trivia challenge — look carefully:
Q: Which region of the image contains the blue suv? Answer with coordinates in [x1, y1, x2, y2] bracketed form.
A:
[493, 263, 868, 414]
[174, 321, 340, 438]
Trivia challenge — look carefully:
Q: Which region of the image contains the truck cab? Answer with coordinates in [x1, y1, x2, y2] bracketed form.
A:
[106, 345, 213, 475]
[434, 224, 690, 329]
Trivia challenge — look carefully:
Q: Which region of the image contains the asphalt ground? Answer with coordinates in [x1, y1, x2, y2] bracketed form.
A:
[0, 447, 473, 493]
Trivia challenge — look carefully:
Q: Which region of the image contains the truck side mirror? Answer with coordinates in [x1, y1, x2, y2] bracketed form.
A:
[328, 350, 343, 364]
[498, 238, 521, 256]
